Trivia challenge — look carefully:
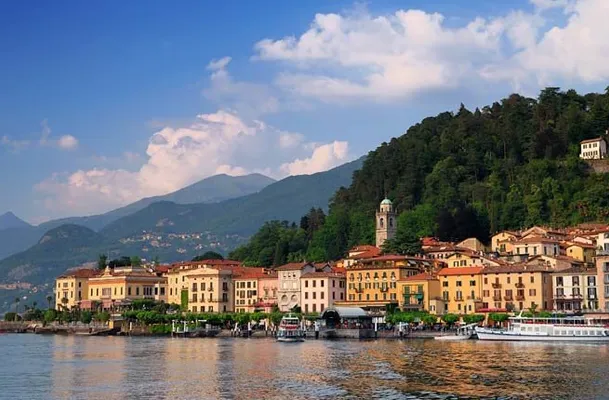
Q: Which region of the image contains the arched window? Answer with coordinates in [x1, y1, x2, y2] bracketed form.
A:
[379, 217, 384, 228]
[382, 272, 387, 279]
[389, 218, 393, 227]
[365, 273, 371, 280]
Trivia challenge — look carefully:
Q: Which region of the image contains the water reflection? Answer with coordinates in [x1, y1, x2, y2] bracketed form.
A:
[1, 335, 608, 399]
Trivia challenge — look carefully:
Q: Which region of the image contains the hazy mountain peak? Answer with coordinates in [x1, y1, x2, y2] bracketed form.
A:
[0, 212, 31, 231]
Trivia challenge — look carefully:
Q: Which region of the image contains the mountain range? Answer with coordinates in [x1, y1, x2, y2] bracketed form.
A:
[0, 157, 363, 311]
[0, 173, 275, 260]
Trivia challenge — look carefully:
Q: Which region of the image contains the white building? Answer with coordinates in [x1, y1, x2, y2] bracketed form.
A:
[580, 137, 607, 160]
[553, 268, 598, 311]
[276, 262, 332, 312]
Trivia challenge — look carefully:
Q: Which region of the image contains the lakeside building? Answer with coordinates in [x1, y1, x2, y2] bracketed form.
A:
[552, 266, 598, 311]
[276, 262, 332, 312]
[437, 267, 484, 315]
[234, 270, 278, 313]
[300, 271, 346, 314]
[55, 269, 99, 309]
[82, 265, 167, 311]
[399, 272, 441, 314]
[596, 255, 609, 311]
[481, 264, 553, 312]
[341, 255, 434, 313]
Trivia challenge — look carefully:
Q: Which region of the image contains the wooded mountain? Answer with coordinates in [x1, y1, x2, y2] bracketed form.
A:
[0, 173, 275, 260]
[230, 88, 609, 265]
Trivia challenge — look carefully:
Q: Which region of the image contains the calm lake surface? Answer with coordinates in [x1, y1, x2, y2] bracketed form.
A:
[1, 334, 608, 400]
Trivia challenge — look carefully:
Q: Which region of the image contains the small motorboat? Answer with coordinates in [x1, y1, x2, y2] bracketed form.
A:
[277, 314, 305, 342]
[434, 323, 478, 341]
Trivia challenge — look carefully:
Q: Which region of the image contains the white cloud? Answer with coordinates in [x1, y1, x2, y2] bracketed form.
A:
[1, 135, 30, 152]
[57, 135, 79, 150]
[255, 10, 509, 102]
[36, 110, 350, 217]
[203, 56, 279, 117]
[280, 141, 349, 175]
[253, 1, 609, 100]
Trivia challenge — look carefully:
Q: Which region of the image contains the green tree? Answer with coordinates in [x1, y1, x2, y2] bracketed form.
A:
[98, 254, 108, 270]
[44, 309, 57, 323]
[421, 314, 438, 326]
[130, 256, 142, 267]
[441, 313, 459, 327]
[46, 295, 53, 310]
[192, 251, 224, 261]
[14, 297, 20, 314]
[80, 311, 93, 324]
[489, 313, 509, 326]
[462, 314, 485, 325]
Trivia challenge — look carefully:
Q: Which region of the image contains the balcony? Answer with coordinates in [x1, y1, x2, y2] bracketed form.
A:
[467, 296, 482, 302]
[571, 293, 583, 299]
[555, 293, 565, 299]
[515, 283, 525, 288]
[492, 283, 501, 289]
[504, 295, 513, 301]
[493, 296, 502, 301]
[354, 286, 364, 293]
[516, 295, 525, 301]
[454, 297, 464, 302]
[380, 286, 389, 292]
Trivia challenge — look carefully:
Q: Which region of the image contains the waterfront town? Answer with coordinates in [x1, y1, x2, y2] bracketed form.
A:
[51, 196, 609, 329]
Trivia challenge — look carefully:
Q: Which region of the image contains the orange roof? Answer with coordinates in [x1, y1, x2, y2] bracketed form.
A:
[349, 245, 379, 253]
[59, 268, 100, 279]
[154, 265, 170, 273]
[437, 267, 483, 276]
[301, 271, 346, 278]
[275, 262, 313, 271]
[351, 249, 382, 259]
[515, 237, 560, 244]
[566, 242, 596, 249]
[401, 273, 438, 282]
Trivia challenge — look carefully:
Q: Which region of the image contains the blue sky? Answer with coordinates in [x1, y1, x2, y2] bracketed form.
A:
[1, 0, 607, 223]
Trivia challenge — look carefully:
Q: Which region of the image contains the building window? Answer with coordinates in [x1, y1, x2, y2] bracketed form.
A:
[507, 277, 511, 284]
[442, 281, 448, 287]
[340, 293, 344, 300]
[136, 287, 140, 296]
[313, 292, 316, 300]
[530, 276, 534, 283]
[321, 280, 324, 287]
[160, 287, 165, 296]
[128, 287, 132, 296]
[469, 280, 476, 286]
[321, 292, 324, 300]
[456, 281, 462, 287]
[305, 280, 309, 288]
[313, 304, 317, 313]
[192, 306, 197, 312]
[305, 292, 308, 299]
[223, 282, 228, 291]
[313, 280, 316, 288]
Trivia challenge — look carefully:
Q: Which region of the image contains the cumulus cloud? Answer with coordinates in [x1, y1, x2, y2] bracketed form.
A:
[280, 141, 349, 175]
[253, 0, 609, 100]
[57, 135, 79, 150]
[36, 110, 351, 216]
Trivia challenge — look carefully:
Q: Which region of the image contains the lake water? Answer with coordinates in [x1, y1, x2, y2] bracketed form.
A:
[1, 334, 608, 400]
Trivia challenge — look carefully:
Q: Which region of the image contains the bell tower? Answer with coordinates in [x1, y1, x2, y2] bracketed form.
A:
[376, 198, 396, 248]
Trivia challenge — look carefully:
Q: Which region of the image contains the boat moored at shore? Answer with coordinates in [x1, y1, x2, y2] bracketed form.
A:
[277, 314, 305, 342]
[476, 313, 609, 342]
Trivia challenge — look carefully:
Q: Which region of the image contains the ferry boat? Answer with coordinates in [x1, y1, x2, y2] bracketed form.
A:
[475, 313, 609, 342]
[277, 314, 305, 342]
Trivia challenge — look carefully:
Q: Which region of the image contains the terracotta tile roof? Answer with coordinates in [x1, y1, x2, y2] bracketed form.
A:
[566, 242, 597, 249]
[401, 272, 438, 281]
[154, 265, 170, 273]
[553, 266, 597, 275]
[58, 268, 100, 279]
[515, 237, 560, 244]
[300, 271, 346, 278]
[275, 262, 314, 271]
[482, 264, 552, 274]
[349, 245, 379, 253]
[351, 249, 382, 259]
[437, 267, 483, 276]
[360, 255, 427, 262]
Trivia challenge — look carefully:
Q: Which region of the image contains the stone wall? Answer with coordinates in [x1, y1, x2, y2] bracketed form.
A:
[585, 159, 609, 174]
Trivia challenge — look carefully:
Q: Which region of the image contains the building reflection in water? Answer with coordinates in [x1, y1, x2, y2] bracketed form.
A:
[51, 335, 126, 399]
[42, 336, 609, 399]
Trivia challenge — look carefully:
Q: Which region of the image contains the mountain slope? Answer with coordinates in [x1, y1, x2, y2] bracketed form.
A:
[0, 212, 30, 231]
[100, 157, 364, 240]
[0, 173, 275, 260]
[0, 224, 103, 284]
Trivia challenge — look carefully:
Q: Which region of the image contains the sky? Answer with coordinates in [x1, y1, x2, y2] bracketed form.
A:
[1, 0, 608, 224]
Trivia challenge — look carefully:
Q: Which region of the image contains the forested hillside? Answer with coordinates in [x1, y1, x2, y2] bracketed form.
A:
[231, 88, 609, 265]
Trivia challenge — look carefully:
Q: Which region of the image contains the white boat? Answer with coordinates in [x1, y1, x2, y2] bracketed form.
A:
[277, 314, 305, 342]
[475, 313, 609, 342]
[435, 323, 477, 341]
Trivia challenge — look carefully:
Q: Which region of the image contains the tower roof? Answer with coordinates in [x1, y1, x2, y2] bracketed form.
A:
[381, 198, 392, 205]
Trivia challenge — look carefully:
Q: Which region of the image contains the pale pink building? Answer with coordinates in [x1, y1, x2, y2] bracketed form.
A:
[300, 271, 346, 314]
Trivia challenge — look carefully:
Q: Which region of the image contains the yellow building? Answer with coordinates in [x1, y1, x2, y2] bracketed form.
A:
[342, 255, 431, 312]
[186, 267, 234, 313]
[166, 260, 242, 306]
[437, 267, 484, 315]
[481, 264, 553, 312]
[233, 269, 277, 313]
[399, 273, 441, 314]
[55, 269, 98, 309]
[84, 266, 167, 310]
[491, 231, 520, 254]
[565, 243, 596, 264]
